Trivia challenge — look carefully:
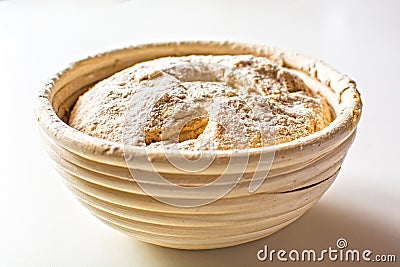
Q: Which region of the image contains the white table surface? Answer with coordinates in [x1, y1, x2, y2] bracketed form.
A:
[1, 0, 399, 266]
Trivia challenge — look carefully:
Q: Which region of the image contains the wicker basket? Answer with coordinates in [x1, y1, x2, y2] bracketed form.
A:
[35, 41, 362, 249]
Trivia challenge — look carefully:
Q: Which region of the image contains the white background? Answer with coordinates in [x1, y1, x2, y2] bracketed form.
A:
[0, 0, 399, 266]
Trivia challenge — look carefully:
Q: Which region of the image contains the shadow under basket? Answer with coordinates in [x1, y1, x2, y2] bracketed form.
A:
[35, 41, 362, 250]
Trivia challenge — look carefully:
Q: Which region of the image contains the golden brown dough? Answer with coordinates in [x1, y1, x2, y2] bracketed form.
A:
[69, 55, 332, 150]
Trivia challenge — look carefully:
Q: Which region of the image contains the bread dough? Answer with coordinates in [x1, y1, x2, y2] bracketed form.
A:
[69, 55, 332, 150]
